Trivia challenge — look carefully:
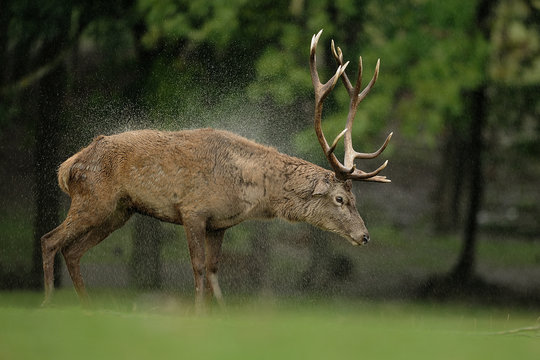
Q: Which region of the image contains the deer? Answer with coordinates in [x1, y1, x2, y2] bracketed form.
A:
[40, 30, 392, 311]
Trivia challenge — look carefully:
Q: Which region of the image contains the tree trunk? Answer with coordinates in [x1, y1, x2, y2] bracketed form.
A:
[0, 1, 9, 88]
[300, 227, 332, 292]
[451, 88, 487, 282]
[250, 222, 272, 295]
[448, 0, 496, 283]
[130, 215, 163, 289]
[433, 124, 467, 233]
[30, 64, 66, 289]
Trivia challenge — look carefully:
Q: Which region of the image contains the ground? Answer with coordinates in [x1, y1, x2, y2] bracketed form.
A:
[0, 290, 539, 360]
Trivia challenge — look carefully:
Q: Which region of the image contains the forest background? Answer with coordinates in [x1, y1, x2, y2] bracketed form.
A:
[0, 0, 539, 306]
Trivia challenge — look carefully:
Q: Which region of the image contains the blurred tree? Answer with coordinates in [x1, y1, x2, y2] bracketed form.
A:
[488, 0, 540, 167]
[0, 1, 10, 107]
[1, 0, 141, 289]
[4, 0, 75, 289]
[490, 0, 540, 85]
[130, 215, 163, 289]
[448, 0, 496, 283]
[451, 0, 540, 282]
[1, 0, 537, 298]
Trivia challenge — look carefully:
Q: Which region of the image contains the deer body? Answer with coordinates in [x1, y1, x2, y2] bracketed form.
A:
[41, 30, 392, 310]
[42, 128, 369, 308]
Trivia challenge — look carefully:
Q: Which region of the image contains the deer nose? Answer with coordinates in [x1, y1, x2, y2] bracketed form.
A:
[362, 234, 370, 245]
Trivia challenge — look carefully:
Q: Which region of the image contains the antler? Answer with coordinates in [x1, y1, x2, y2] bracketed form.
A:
[310, 30, 392, 183]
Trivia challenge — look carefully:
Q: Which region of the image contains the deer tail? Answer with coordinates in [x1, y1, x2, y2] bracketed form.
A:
[57, 135, 106, 195]
[57, 154, 78, 195]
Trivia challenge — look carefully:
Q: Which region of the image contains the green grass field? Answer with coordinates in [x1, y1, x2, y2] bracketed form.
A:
[0, 290, 539, 360]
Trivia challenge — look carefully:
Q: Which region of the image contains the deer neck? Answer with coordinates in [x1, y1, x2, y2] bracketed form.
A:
[266, 155, 328, 222]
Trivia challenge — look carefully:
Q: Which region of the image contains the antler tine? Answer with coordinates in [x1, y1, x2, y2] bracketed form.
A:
[364, 175, 391, 183]
[328, 128, 348, 155]
[352, 132, 393, 160]
[331, 40, 354, 95]
[355, 56, 363, 99]
[358, 58, 380, 102]
[348, 160, 390, 182]
[310, 30, 324, 86]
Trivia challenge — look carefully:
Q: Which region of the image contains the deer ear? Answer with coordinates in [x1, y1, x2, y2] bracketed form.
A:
[312, 177, 331, 196]
[344, 179, 352, 191]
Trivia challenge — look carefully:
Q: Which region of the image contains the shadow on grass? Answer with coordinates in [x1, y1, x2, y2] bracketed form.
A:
[0, 265, 41, 291]
[418, 273, 540, 309]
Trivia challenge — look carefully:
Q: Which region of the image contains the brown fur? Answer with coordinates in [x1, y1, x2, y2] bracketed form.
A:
[41, 128, 370, 310]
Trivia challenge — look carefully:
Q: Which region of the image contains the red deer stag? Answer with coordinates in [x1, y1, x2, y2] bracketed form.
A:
[41, 30, 392, 310]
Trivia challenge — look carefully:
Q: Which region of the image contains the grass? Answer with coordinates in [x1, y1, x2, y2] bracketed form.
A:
[0, 291, 539, 360]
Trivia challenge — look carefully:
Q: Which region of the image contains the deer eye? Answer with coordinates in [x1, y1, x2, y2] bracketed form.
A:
[335, 196, 344, 205]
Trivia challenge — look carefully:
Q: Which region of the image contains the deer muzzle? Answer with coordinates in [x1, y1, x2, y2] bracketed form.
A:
[348, 230, 370, 246]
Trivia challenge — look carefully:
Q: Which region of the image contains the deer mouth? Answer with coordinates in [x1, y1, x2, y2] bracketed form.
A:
[347, 237, 367, 246]
[347, 233, 370, 246]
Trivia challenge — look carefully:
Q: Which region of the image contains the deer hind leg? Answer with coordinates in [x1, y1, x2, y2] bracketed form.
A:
[41, 225, 68, 306]
[205, 229, 225, 307]
[41, 197, 118, 306]
[41, 221, 92, 306]
[61, 209, 132, 306]
[184, 216, 208, 314]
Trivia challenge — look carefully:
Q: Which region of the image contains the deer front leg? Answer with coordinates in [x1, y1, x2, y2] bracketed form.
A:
[184, 216, 207, 314]
[205, 229, 225, 307]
